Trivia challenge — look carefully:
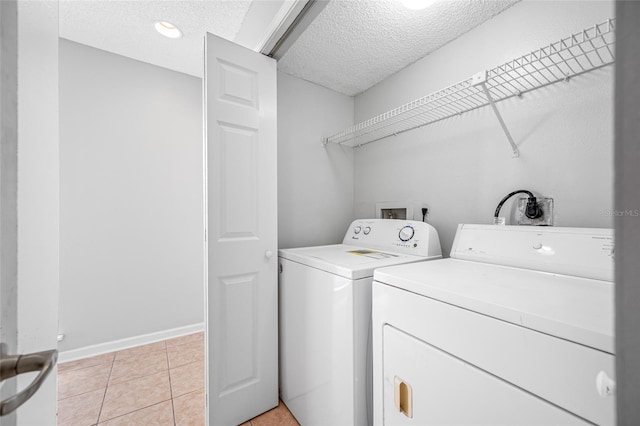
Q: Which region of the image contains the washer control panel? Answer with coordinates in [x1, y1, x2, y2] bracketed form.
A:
[344, 219, 442, 258]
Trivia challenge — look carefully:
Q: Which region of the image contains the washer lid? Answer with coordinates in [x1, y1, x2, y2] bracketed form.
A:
[279, 244, 439, 280]
[374, 259, 614, 354]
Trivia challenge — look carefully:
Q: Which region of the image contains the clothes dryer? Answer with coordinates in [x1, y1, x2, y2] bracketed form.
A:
[372, 224, 615, 426]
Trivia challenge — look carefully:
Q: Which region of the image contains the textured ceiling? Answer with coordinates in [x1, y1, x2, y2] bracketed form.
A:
[278, 0, 520, 96]
[59, 0, 252, 78]
[59, 0, 520, 95]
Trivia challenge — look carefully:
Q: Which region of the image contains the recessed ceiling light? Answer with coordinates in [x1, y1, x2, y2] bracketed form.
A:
[154, 21, 183, 39]
[401, 0, 436, 10]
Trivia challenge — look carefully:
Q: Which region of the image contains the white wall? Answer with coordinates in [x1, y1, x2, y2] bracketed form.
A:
[277, 71, 354, 248]
[354, 0, 615, 255]
[59, 40, 204, 352]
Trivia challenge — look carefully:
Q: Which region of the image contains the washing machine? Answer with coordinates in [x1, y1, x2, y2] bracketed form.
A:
[279, 219, 442, 426]
[372, 224, 615, 425]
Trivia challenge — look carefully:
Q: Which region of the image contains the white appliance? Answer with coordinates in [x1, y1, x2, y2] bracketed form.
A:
[279, 219, 442, 426]
[372, 224, 615, 426]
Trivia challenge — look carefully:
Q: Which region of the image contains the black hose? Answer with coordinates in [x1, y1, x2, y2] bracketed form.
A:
[494, 189, 540, 219]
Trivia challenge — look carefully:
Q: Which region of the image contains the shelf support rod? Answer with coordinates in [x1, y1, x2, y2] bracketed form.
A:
[472, 71, 519, 157]
[480, 82, 519, 158]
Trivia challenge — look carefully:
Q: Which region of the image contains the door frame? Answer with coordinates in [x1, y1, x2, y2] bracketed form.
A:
[0, 1, 60, 424]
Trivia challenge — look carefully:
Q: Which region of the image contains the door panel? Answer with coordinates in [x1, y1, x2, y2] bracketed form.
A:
[217, 60, 258, 107]
[217, 273, 259, 395]
[217, 124, 258, 239]
[204, 32, 278, 425]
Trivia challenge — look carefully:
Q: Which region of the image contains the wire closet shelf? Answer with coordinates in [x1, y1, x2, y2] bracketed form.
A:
[324, 18, 615, 149]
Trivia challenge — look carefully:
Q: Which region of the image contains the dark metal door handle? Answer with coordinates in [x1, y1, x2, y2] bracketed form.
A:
[0, 343, 58, 416]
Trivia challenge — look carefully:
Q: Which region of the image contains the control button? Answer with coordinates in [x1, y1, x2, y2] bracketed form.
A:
[533, 243, 543, 250]
[354, 226, 362, 234]
[363, 227, 371, 235]
[596, 371, 616, 398]
[399, 225, 415, 242]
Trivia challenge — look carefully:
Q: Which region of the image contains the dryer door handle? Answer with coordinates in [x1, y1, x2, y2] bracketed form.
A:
[394, 376, 413, 418]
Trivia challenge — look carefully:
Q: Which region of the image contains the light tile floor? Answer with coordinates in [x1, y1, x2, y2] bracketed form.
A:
[57, 332, 299, 425]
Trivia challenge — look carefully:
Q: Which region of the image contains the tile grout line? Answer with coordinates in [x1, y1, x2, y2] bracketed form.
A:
[164, 340, 178, 426]
[58, 336, 202, 424]
[58, 362, 105, 375]
[93, 401, 173, 425]
[95, 355, 116, 425]
[57, 382, 108, 402]
[93, 347, 173, 424]
[57, 358, 115, 402]
[105, 348, 170, 387]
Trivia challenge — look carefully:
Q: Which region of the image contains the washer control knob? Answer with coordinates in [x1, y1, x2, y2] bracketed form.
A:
[363, 227, 371, 235]
[354, 226, 362, 234]
[399, 225, 415, 242]
[533, 243, 543, 250]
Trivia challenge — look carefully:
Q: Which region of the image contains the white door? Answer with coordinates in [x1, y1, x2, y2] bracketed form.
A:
[0, 1, 59, 425]
[204, 33, 278, 425]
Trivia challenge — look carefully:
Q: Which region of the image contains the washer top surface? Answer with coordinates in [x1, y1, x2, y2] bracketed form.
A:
[279, 219, 443, 279]
[374, 257, 614, 354]
[279, 244, 438, 280]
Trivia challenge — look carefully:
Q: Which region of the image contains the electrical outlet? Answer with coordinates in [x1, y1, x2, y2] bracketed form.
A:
[420, 203, 430, 222]
[516, 197, 554, 226]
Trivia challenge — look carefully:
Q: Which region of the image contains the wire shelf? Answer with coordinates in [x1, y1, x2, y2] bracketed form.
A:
[324, 18, 615, 149]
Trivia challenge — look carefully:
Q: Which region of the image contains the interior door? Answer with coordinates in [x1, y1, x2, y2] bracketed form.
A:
[0, 1, 59, 425]
[204, 33, 278, 425]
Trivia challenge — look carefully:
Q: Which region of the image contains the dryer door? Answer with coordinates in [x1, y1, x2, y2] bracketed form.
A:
[382, 325, 590, 426]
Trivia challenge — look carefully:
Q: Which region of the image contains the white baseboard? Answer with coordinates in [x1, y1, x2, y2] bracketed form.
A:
[58, 322, 204, 363]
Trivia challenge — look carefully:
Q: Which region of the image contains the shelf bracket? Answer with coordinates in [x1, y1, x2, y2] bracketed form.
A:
[473, 72, 519, 158]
